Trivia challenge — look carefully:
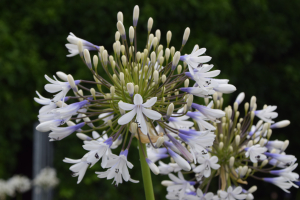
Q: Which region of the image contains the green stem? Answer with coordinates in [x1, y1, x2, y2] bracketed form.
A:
[138, 142, 155, 200]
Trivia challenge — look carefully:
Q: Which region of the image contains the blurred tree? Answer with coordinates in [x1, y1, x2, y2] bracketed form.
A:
[0, 0, 300, 199]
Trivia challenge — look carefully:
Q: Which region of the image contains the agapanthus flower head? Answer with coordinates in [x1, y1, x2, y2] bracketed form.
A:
[33, 4, 298, 199]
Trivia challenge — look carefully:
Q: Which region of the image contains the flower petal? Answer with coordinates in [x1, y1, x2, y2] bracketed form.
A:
[118, 102, 135, 111]
[142, 107, 162, 120]
[117, 108, 137, 125]
[134, 94, 143, 105]
[142, 97, 157, 108]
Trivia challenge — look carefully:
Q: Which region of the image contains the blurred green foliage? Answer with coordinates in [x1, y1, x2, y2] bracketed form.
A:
[0, 0, 300, 199]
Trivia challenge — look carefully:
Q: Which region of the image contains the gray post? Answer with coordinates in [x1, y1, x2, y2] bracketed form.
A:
[32, 122, 54, 200]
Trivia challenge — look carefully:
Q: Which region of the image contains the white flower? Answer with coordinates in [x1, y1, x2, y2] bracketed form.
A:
[219, 186, 247, 200]
[63, 155, 90, 184]
[33, 167, 59, 190]
[263, 177, 299, 193]
[179, 129, 216, 163]
[49, 122, 85, 141]
[158, 161, 181, 174]
[44, 75, 80, 102]
[118, 94, 162, 135]
[96, 150, 135, 186]
[245, 144, 267, 163]
[34, 91, 57, 114]
[186, 111, 216, 131]
[7, 175, 31, 194]
[193, 155, 220, 177]
[180, 46, 212, 75]
[165, 172, 196, 200]
[191, 103, 225, 122]
[83, 137, 116, 168]
[65, 32, 99, 57]
[99, 112, 114, 123]
[255, 106, 278, 123]
[147, 147, 169, 163]
[270, 163, 299, 181]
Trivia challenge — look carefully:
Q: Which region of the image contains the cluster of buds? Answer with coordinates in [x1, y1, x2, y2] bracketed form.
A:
[34, 4, 298, 199]
[160, 92, 298, 199]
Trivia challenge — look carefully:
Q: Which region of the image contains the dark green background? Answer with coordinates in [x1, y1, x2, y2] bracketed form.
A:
[1, 0, 300, 199]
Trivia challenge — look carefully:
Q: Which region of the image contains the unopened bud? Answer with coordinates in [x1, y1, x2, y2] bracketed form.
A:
[129, 26, 134, 44]
[166, 103, 174, 119]
[134, 85, 139, 94]
[162, 75, 166, 83]
[147, 17, 153, 33]
[115, 31, 120, 41]
[117, 12, 123, 23]
[127, 83, 134, 97]
[56, 71, 68, 81]
[282, 140, 289, 151]
[270, 120, 290, 129]
[90, 88, 96, 99]
[184, 79, 189, 88]
[136, 52, 141, 62]
[170, 46, 175, 57]
[133, 5, 139, 26]
[250, 96, 256, 111]
[155, 29, 161, 42]
[129, 122, 137, 135]
[167, 31, 172, 45]
[121, 55, 127, 66]
[187, 94, 193, 110]
[156, 137, 164, 148]
[152, 37, 158, 49]
[67, 74, 78, 92]
[102, 50, 108, 66]
[161, 180, 174, 187]
[151, 52, 156, 64]
[248, 186, 257, 193]
[172, 51, 180, 70]
[120, 72, 125, 85]
[76, 133, 92, 141]
[247, 140, 253, 147]
[182, 27, 190, 46]
[219, 142, 224, 150]
[244, 102, 249, 113]
[165, 48, 170, 61]
[83, 49, 92, 69]
[261, 159, 268, 167]
[117, 21, 126, 39]
[110, 86, 115, 96]
[77, 40, 83, 56]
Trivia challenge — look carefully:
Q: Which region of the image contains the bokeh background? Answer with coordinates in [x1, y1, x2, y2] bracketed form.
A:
[1, 0, 300, 199]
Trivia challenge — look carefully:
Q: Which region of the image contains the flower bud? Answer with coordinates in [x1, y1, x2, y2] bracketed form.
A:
[67, 74, 78, 92]
[155, 29, 161, 42]
[170, 46, 175, 57]
[177, 65, 182, 74]
[93, 55, 98, 69]
[56, 71, 68, 81]
[219, 142, 224, 150]
[166, 103, 174, 119]
[158, 76, 165, 85]
[250, 96, 256, 111]
[117, 21, 126, 40]
[248, 186, 257, 193]
[156, 136, 164, 148]
[134, 85, 139, 94]
[165, 48, 170, 61]
[184, 79, 189, 88]
[121, 55, 127, 66]
[147, 17, 153, 33]
[77, 40, 83, 56]
[167, 31, 172, 45]
[84, 49, 92, 69]
[150, 51, 156, 65]
[244, 102, 249, 113]
[110, 86, 115, 96]
[120, 72, 125, 85]
[133, 5, 139, 27]
[76, 133, 92, 141]
[121, 45, 125, 55]
[186, 94, 193, 110]
[129, 122, 137, 135]
[270, 120, 290, 129]
[115, 31, 120, 41]
[136, 52, 141, 62]
[117, 12, 123, 23]
[182, 27, 190, 46]
[90, 88, 96, 99]
[235, 92, 245, 105]
[282, 140, 289, 151]
[128, 26, 134, 44]
[146, 158, 160, 175]
[127, 83, 134, 97]
[247, 140, 253, 147]
[161, 181, 174, 187]
[172, 51, 180, 70]
[261, 159, 268, 167]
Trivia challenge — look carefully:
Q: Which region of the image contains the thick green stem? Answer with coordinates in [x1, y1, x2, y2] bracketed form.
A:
[138, 142, 155, 200]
